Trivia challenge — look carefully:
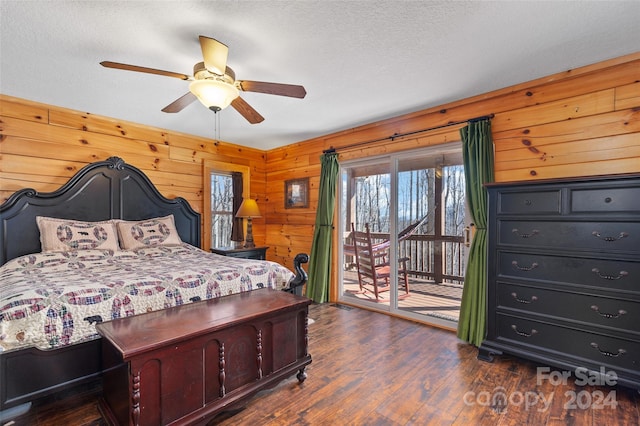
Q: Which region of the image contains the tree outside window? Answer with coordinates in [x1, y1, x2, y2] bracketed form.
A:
[210, 172, 234, 247]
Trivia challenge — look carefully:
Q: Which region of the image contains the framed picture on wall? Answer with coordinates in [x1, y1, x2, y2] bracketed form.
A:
[285, 178, 309, 209]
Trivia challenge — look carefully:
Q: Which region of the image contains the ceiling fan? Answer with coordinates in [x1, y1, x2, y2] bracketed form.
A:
[101, 35, 306, 124]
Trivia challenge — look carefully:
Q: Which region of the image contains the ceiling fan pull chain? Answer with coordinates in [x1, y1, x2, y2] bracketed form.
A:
[214, 110, 219, 141]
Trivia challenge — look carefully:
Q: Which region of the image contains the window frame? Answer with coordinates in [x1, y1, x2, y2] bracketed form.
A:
[203, 160, 250, 251]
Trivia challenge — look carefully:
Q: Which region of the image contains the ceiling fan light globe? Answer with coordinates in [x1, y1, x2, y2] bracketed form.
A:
[189, 79, 239, 111]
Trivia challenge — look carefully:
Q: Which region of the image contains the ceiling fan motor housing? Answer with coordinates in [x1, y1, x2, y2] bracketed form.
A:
[190, 62, 239, 111]
[193, 62, 236, 84]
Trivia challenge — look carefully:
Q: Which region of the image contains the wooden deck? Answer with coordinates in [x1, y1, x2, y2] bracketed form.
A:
[342, 270, 462, 322]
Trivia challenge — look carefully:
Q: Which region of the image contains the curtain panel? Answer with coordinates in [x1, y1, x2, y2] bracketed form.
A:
[307, 152, 339, 303]
[457, 119, 494, 346]
[230, 172, 244, 243]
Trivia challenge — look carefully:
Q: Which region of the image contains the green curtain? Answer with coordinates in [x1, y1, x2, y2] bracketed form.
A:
[457, 119, 494, 346]
[306, 152, 339, 303]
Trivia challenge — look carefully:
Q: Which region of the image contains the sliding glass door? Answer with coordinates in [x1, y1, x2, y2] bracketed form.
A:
[339, 144, 466, 327]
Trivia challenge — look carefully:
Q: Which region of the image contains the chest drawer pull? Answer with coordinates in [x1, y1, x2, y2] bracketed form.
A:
[511, 325, 538, 337]
[511, 292, 538, 304]
[590, 342, 627, 358]
[590, 305, 627, 319]
[591, 268, 629, 280]
[512, 228, 539, 238]
[591, 231, 629, 242]
[511, 261, 539, 271]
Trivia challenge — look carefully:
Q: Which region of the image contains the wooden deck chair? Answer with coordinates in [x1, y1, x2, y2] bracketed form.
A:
[350, 223, 410, 302]
[344, 212, 431, 260]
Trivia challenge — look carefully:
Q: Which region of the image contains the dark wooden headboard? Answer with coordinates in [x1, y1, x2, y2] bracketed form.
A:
[0, 156, 201, 265]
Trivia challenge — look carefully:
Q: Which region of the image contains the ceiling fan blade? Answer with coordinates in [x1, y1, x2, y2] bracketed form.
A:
[161, 92, 197, 113]
[231, 97, 265, 124]
[100, 61, 190, 80]
[237, 81, 307, 98]
[199, 35, 228, 76]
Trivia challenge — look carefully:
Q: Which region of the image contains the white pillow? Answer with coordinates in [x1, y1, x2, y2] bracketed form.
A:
[36, 216, 120, 252]
[116, 215, 183, 250]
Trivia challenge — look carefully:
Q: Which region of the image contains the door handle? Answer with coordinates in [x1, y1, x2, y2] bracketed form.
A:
[464, 223, 475, 247]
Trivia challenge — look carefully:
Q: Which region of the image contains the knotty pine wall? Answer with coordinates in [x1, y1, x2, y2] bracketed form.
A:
[1, 53, 639, 292]
[266, 52, 640, 300]
[0, 95, 275, 260]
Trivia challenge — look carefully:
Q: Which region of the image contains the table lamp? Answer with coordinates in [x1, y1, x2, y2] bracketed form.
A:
[235, 199, 261, 248]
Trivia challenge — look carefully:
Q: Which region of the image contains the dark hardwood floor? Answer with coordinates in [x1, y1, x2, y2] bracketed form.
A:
[7, 303, 639, 425]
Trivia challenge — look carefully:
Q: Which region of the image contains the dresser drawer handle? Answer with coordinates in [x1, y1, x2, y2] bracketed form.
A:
[590, 342, 626, 358]
[512, 228, 539, 239]
[511, 325, 538, 337]
[511, 261, 539, 271]
[511, 292, 538, 304]
[591, 268, 629, 280]
[591, 231, 629, 242]
[590, 305, 627, 319]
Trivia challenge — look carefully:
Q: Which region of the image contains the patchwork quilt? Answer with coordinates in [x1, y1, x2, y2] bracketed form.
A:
[0, 244, 294, 352]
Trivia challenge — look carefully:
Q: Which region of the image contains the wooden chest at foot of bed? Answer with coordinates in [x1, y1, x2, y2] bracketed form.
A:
[96, 288, 312, 426]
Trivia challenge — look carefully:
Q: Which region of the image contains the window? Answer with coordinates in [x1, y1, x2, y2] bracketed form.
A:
[210, 172, 234, 248]
[203, 161, 250, 251]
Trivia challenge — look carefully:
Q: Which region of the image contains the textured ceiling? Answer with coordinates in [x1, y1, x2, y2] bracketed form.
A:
[1, 1, 639, 150]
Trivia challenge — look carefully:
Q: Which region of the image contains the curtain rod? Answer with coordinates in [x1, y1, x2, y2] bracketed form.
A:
[323, 113, 494, 154]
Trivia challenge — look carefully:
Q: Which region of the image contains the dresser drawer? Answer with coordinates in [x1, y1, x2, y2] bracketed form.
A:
[497, 282, 640, 334]
[497, 190, 562, 215]
[497, 251, 639, 294]
[496, 313, 640, 373]
[571, 186, 640, 213]
[497, 220, 640, 253]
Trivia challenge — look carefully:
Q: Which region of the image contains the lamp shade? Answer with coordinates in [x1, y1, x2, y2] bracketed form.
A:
[189, 79, 239, 112]
[236, 199, 261, 218]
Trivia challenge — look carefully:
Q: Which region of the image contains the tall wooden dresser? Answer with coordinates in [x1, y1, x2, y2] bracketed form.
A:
[479, 174, 640, 389]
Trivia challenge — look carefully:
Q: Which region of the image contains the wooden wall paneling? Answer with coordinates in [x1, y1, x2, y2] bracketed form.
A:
[491, 89, 615, 131]
[0, 95, 49, 123]
[0, 170, 69, 189]
[495, 157, 640, 182]
[0, 154, 90, 178]
[0, 116, 170, 158]
[494, 132, 639, 165]
[267, 168, 317, 184]
[269, 138, 324, 157]
[320, 56, 640, 153]
[169, 144, 260, 166]
[0, 135, 183, 179]
[266, 225, 315, 248]
[266, 210, 318, 227]
[167, 132, 264, 163]
[155, 184, 203, 202]
[510, 58, 640, 109]
[332, 127, 463, 163]
[615, 82, 640, 110]
[48, 108, 169, 144]
[143, 169, 201, 189]
[493, 109, 640, 150]
[494, 133, 640, 174]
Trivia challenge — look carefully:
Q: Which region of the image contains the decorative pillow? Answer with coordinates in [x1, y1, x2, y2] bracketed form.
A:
[116, 215, 183, 250]
[36, 216, 120, 252]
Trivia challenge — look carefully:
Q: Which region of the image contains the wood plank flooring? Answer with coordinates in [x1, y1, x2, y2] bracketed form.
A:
[6, 303, 639, 425]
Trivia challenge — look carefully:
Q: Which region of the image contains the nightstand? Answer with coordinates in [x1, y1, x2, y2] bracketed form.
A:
[210, 246, 269, 260]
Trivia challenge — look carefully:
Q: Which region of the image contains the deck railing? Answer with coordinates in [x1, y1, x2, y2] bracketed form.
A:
[356, 232, 466, 285]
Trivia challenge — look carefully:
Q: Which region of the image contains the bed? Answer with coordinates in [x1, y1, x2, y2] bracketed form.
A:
[0, 156, 308, 415]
